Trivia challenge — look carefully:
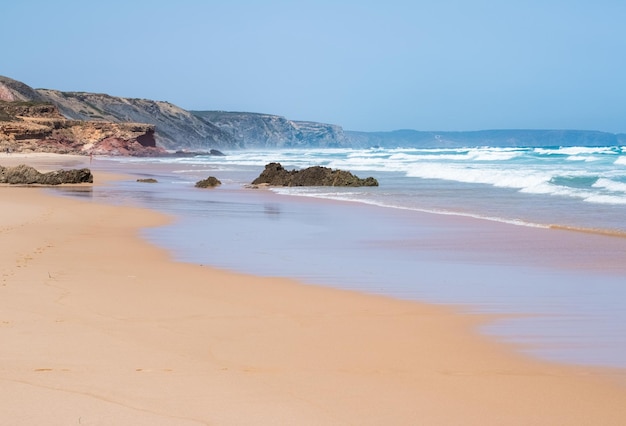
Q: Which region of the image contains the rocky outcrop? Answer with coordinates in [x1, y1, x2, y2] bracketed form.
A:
[167, 148, 226, 157]
[251, 163, 378, 187]
[191, 111, 349, 148]
[0, 164, 93, 185]
[1, 98, 165, 156]
[195, 176, 222, 188]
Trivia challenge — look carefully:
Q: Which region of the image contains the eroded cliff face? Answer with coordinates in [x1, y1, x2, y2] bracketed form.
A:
[0, 100, 163, 156]
[37, 89, 235, 150]
[2, 75, 351, 152]
[4, 75, 622, 154]
[191, 111, 349, 148]
[0, 75, 234, 152]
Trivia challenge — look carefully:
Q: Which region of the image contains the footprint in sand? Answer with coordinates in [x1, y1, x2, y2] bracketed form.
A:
[135, 368, 173, 373]
[33, 368, 70, 372]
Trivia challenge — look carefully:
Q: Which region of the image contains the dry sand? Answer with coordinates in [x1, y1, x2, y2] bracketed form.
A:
[2, 154, 626, 425]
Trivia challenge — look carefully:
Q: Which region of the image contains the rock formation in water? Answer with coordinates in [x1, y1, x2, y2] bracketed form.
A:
[251, 162, 378, 187]
[0, 164, 93, 185]
[195, 176, 222, 188]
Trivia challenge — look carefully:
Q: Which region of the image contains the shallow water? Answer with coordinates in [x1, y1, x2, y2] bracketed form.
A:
[130, 146, 626, 233]
[50, 151, 626, 369]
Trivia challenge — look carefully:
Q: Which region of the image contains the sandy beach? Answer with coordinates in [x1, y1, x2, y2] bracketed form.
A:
[2, 155, 626, 425]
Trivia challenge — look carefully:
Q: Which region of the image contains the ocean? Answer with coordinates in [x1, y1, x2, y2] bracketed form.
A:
[205, 145, 626, 232]
[72, 146, 626, 369]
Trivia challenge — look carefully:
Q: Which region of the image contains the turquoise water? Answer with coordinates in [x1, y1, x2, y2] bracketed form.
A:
[132, 146, 626, 233]
[74, 146, 626, 369]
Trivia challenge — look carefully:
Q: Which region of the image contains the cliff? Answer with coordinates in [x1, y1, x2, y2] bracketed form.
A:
[1, 77, 164, 156]
[3, 75, 350, 151]
[1, 75, 235, 152]
[191, 111, 349, 148]
[37, 89, 235, 150]
[0, 101, 163, 156]
[3, 75, 624, 153]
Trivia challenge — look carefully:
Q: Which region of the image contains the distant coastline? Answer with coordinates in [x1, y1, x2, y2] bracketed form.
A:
[2, 75, 625, 154]
[345, 128, 626, 148]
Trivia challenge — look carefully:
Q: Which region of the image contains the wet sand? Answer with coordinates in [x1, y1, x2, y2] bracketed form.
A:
[1, 154, 626, 425]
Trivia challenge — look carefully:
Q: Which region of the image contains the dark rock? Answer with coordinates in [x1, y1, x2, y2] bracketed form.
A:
[0, 164, 93, 185]
[195, 176, 222, 188]
[251, 163, 378, 187]
[167, 149, 226, 157]
[137, 178, 158, 183]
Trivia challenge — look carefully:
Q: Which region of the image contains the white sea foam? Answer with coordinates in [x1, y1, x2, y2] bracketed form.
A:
[103, 145, 626, 246]
[272, 186, 549, 229]
[519, 182, 588, 199]
[614, 157, 626, 166]
[565, 155, 603, 162]
[404, 162, 552, 191]
[124, 146, 626, 209]
[535, 146, 617, 156]
[345, 156, 402, 169]
[593, 178, 626, 193]
[584, 194, 626, 205]
[464, 148, 525, 162]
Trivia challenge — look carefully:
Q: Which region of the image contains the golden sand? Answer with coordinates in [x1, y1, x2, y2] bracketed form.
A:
[1, 154, 625, 425]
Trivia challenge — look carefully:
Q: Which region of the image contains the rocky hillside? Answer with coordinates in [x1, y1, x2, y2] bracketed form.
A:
[2, 76, 350, 151]
[3, 76, 624, 153]
[38, 89, 234, 150]
[1, 75, 235, 151]
[0, 101, 163, 156]
[191, 111, 349, 148]
[1, 77, 164, 156]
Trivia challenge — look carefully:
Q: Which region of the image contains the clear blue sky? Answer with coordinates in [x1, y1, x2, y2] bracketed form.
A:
[2, 0, 625, 133]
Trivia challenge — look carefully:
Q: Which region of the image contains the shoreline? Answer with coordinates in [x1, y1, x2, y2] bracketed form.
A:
[2, 155, 626, 424]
